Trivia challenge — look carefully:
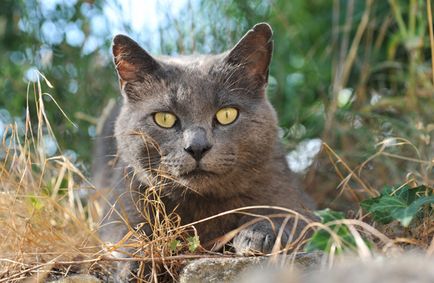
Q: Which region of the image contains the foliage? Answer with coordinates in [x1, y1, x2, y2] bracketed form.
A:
[304, 209, 366, 254]
[168, 235, 200, 253]
[361, 184, 434, 227]
[0, 0, 116, 164]
[187, 235, 201, 252]
[306, 184, 433, 254]
[0, 77, 102, 281]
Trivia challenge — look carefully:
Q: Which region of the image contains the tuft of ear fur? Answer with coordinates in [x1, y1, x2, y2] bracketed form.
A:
[112, 35, 160, 88]
[225, 23, 273, 85]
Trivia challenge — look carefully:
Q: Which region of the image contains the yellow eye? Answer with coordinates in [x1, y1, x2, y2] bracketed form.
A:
[215, 107, 238, 125]
[153, 112, 177, 128]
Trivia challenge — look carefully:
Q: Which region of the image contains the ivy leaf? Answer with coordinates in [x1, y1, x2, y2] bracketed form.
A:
[304, 209, 363, 254]
[315, 209, 346, 222]
[391, 196, 434, 226]
[361, 195, 405, 224]
[361, 185, 433, 227]
[304, 227, 335, 252]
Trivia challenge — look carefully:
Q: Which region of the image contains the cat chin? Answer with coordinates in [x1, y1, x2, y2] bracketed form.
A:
[179, 168, 215, 178]
[176, 168, 216, 186]
[171, 170, 224, 194]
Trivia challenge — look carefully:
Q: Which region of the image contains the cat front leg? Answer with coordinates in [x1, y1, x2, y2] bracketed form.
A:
[102, 229, 147, 282]
[100, 226, 140, 282]
[98, 196, 149, 281]
[233, 216, 308, 255]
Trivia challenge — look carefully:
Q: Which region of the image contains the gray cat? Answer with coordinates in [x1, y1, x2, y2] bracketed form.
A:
[93, 23, 316, 280]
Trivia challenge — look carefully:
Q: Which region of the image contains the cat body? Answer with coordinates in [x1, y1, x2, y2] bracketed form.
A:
[93, 23, 315, 279]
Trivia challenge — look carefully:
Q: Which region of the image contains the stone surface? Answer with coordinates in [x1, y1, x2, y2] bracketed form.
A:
[47, 253, 322, 282]
[237, 253, 434, 283]
[47, 252, 434, 283]
[303, 254, 434, 283]
[179, 252, 323, 283]
[50, 274, 101, 283]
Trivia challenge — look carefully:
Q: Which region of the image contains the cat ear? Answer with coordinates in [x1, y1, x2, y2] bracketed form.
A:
[225, 23, 273, 85]
[112, 34, 160, 87]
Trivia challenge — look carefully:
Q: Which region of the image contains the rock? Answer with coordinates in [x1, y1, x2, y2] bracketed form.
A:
[46, 252, 434, 283]
[179, 252, 323, 283]
[237, 253, 434, 283]
[50, 274, 101, 283]
[304, 254, 434, 283]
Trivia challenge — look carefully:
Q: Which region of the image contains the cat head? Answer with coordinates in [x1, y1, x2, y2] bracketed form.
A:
[112, 23, 279, 197]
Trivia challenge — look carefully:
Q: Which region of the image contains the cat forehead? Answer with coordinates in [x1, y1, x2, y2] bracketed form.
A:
[162, 76, 233, 111]
[155, 55, 230, 99]
[140, 69, 247, 115]
[126, 53, 258, 112]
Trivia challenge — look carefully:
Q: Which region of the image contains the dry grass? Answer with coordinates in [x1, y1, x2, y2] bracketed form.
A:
[0, 76, 108, 282]
[0, 74, 432, 283]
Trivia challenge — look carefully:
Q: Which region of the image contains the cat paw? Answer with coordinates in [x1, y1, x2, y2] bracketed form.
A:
[233, 222, 286, 255]
[113, 261, 138, 283]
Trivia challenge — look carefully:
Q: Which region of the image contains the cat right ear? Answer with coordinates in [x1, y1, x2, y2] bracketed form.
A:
[112, 35, 160, 88]
[224, 23, 273, 86]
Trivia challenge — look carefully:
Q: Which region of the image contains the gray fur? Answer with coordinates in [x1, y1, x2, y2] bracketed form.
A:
[93, 23, 316, 280]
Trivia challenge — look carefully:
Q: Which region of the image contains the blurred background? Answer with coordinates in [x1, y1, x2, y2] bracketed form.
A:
[0, 0, 433, 210]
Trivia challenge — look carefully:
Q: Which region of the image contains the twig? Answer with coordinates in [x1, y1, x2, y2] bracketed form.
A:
[427, 0, 434, 85]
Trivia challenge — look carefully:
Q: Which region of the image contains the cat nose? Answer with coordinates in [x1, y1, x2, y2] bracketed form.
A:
[184, 143, 212, 161]
[183, 127, 212, 161]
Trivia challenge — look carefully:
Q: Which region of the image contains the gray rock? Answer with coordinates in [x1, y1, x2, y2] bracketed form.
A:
[304, 254, 434, 283]
[237, 253, 434, 283]
[50, 274, 101, 283]
[179, 252, 323, 283]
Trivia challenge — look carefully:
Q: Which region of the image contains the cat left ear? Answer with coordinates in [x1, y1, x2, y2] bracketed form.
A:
[112, 34, 160, 88]
[225, 23, 273, 85]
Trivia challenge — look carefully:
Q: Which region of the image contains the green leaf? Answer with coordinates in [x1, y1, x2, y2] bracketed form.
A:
[304, 209, 363, 254]
[169, 239, 180, 253]
[364, 195, 406, 224]
[187, 236, 200, 252]
[315, 209, 346, 223]
[304, 229, 334, 253]
[29, 196, 44, 210]
[361, 185, 433, 227]
[391, 196, 434, 227]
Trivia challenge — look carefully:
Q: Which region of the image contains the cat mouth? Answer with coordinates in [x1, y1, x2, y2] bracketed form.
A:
[179, 168, 216, 179]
